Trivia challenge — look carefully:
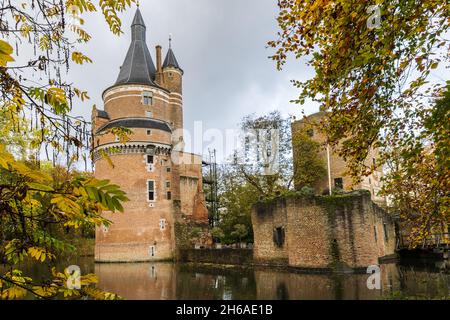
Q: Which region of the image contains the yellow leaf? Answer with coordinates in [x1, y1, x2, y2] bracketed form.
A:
[0, 39, 15, 66]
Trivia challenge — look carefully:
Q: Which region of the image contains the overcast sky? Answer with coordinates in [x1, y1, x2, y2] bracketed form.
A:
[11, 0, 447, 162]
[61, 0, 318, 157]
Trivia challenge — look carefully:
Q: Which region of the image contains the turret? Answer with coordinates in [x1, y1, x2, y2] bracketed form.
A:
[163, 36, 183, 95]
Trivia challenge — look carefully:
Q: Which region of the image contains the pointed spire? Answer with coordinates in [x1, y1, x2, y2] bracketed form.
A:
[114, 8, 157, 87]
[131, 7, 145, 40]
[163, 35, 182, 72]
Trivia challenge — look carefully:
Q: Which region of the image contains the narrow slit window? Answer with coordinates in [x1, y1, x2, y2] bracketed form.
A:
[166, 181, 171, 189]
[167, 191, 172, 200]
[383, 223, 389, 241]
[148, 180, 155, 201]
[273, 227, 285, 248]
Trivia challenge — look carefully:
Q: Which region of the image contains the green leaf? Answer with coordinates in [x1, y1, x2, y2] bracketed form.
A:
[27, 182, 54, 192]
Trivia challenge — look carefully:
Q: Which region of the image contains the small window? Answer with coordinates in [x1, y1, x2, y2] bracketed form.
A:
[372, 158, 376, 167]
[383, 223, 389, 241]
[166, 181, 171, 189]
[273, 227, 285, 248]
[148, 180, 155, 201]
[115, 136, 120, 142]
[149, 245, 155, 257]
[146, 155, 154, 164]
[146, 129, 152, 135]
[145, 111, 153, 118]
[374, 226, 378, 242]
[96, 139, 100, 146]
[334, 177, 343, 189]
[166, 167, 171, 173]
[143, 91, 153, 105]
[167, 191, 172, 200]
[159, 219, 166, 230]
[306, 129, 314, 137]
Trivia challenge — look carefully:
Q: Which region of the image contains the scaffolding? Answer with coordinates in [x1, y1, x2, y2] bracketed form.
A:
[202, 149, 219, 227]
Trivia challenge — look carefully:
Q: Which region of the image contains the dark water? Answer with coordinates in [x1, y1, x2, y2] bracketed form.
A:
[23, 258, 450, 300]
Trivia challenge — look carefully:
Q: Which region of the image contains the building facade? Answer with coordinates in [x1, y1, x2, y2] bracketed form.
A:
[92, 8, 209, 262]
[291, 112, 386, 205]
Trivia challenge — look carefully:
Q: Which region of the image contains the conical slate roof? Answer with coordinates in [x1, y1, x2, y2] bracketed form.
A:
[114, 8, 157, 86]
[163, 47, 181, 70]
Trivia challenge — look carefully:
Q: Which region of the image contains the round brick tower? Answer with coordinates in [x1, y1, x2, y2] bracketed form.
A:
[91, 8, 203, 262]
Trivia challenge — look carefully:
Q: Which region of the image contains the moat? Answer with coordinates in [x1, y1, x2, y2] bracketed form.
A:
[25, 257, 450, 300]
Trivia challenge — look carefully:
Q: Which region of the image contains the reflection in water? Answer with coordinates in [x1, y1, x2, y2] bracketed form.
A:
[91, 261, 450, 300]
[20, 258, 450, 300]
[95, 263, 176, 300]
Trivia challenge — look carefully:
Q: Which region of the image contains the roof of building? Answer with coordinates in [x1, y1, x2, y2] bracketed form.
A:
[163, 47, 182, 71]
[96, 109, 110, 119]
[96, 117, 172, 134]
[114, 8, 157, 87]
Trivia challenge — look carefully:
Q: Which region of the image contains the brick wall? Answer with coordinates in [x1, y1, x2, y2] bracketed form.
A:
[251, 191, 396, 270]
[252, 199, 289, 265]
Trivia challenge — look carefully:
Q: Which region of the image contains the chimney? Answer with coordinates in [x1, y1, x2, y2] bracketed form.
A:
[155, 45, 163, 85]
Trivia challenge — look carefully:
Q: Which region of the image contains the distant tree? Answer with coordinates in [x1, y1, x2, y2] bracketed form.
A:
[210, 227, 225, 243]
[291, 129, 326, 191]
[216, 168, 258, 245]
[232, 111, 293, 197]
[216, 110, 327, 244]
[231, 224, 249, 247]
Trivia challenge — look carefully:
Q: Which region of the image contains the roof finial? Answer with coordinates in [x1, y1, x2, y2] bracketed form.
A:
[169, 33, 172, 49]
[136, 0, 140, 7]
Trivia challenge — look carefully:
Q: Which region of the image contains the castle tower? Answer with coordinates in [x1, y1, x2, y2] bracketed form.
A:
[163, 36, 184, 145]
[92, 8, 209, 262]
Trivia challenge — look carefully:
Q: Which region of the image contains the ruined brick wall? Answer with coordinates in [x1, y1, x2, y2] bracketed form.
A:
[178, 152, 209, 221]
[252, 199, 289, 265]
[251, 191, 396, 270]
